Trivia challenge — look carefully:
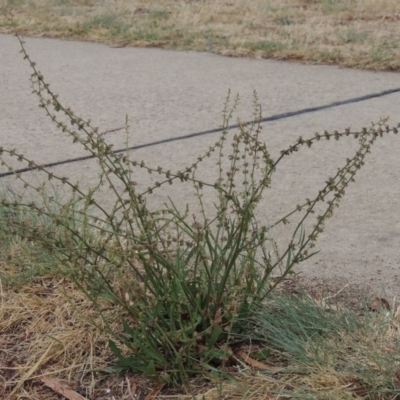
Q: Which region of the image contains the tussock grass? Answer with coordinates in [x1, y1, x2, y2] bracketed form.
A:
[249, 293, 400, 398]
[1, 0, 400, 70]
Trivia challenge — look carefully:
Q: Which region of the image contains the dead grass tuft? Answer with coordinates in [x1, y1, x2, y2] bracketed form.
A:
[0, 273, 132, 399]
[2, 267, 400, 399]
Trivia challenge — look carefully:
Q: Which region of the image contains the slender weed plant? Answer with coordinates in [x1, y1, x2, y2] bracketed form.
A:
[0, 35, 398, 385]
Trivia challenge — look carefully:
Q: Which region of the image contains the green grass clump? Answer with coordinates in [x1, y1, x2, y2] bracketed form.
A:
[0, 35, 398, 387]
[0, 188, 67, 286]
[249, 293, 400, 398]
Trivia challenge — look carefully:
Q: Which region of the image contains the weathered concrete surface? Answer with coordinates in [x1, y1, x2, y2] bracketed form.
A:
[1, 34, 400, 299]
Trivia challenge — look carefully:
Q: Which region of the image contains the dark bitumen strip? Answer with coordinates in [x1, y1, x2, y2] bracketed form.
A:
[1, 86, 400, 178]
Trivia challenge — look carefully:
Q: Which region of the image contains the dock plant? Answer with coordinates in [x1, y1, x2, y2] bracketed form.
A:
[0, 35, 398, 385]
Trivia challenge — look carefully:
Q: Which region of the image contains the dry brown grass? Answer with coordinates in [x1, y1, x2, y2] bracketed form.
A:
[0, 272, 215, 399]
[2, 266, 400, 399]
[0, 274, 125, 399]
[1, 0, 400, 70]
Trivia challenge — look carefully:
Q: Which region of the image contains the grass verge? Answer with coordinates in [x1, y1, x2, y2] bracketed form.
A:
[1, 0, 400, 70]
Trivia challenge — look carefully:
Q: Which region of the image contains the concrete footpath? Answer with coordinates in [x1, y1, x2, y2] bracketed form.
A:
[1, 33, 400, 299]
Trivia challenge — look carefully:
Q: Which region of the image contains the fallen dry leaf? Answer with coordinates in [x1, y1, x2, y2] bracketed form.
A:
[348, 385, 369, 398]
[237, 351, 282, 372]
[213, 308, 222, 329]
[3, 359, 16, 381]
[129, 376, 137, 397]
[342, 381, 370, 398]
[0, 337, 15, 345]
[41, 377, 86, 400]
[370, 297, 390, 311]
[145, 383, 165, 400]
[395, 370, 400, 384]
